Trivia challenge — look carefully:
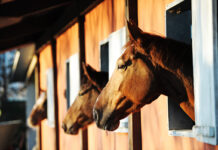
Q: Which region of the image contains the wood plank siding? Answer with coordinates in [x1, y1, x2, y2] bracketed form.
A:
[85, 0, 128, 150]
[138, 0, 218, 149]
[56, 23, 81, 150]
[39, 45, 56, 150]
[37, 0, 218, 150]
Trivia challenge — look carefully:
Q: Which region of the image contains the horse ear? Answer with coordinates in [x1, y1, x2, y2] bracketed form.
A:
[82, 62, 102, 92]
[127, 20, 143, 42]
[82, 62, 88, 74]
[82, 62, 96, 77]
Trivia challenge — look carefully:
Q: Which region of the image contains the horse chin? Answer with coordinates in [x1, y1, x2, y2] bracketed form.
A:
[104, 120, 120, 131]
[66, 124, 80, 135]
[67, 128, 79, 135]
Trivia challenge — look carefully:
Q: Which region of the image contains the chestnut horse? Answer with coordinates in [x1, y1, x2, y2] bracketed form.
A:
[62, 63, 108, 134]
[93, 21, 194, 131]
[28, 91, 47, 128]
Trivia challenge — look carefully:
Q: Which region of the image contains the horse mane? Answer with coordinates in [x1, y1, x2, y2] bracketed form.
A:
[128, 29, 194, 120]
[126, 20, 193, 78]
[127, 31, 193, 80]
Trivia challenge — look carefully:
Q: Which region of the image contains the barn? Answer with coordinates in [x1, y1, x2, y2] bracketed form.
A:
[0, 0, 217, 150]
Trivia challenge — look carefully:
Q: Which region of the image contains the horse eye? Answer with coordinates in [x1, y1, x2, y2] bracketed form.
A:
[118, 60, 132, 70]
[118, 64, 127, 70]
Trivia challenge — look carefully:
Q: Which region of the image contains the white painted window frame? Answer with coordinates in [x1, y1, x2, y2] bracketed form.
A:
[46, 68, 55, 127]
[166, 0, 218, 145]
[192, 0, 218, 145]
[66, 53, 80, 106]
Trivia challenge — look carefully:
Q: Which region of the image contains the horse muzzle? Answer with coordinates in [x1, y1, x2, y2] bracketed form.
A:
[62, 123, 79, 135]
[93, 108, 120, 131]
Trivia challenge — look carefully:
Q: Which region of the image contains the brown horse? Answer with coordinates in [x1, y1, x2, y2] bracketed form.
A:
[62, 63, 108, 134]
[28, 91, 47, 128]
[93, 21, 194, 131]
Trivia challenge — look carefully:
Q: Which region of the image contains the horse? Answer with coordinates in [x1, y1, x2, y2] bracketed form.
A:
[62, 63, 108, 134]
[93, 21, 194, 131]
[28, 91, 47, 128]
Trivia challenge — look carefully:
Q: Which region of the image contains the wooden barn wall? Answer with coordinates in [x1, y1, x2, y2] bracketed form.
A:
[138, 0, 218, 150]
[56, 23, 81, 150]
[38, 0, 218, 150]
[39, 45, 56, 150]
[85, 0, 128, 150]
[85, 0, 125, 68]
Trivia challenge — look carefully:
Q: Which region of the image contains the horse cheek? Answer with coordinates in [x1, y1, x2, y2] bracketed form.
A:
[136, 72, 153, 103]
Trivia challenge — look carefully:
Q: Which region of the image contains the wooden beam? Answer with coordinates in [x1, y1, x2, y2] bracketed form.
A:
[81, 128, 88, 150]
[0, 0, 72, 17]
[51, 39, 60, 150]
[128, 112, 142, 150]
[0, 9, 63, 51]
[0, 24, 43, 42]
[0, 0, 14, 5]
[78, 16, 88, 150]
[125, 0, 142, 150]
[125, 0, 138, 24]
[36, 0, 103, 51]
[79, 16, 86, 65]
[0, 12, 58, 41]
[36, 53, 42, 150]
[0, 37, 35, 52]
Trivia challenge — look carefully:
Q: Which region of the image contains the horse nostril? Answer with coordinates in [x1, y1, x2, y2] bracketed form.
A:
[62, 123, 67, 132]
[93, 109, 99, 122]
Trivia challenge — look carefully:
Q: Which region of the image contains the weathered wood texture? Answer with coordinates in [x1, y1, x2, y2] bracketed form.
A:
[85, 0, 125, 68]
[36, 0, 103, 51]
[39, 45, 56, 150]
[85, 0, 128, 150]
[56, 23, 81, 150]
[138, 0, 218, 149]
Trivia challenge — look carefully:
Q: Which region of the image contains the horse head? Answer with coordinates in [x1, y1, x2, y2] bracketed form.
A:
[93, 21, 194, 131]
[28, 91, 47, 128]
[93, 21, 162, 131]
[62, 63, 108, 134]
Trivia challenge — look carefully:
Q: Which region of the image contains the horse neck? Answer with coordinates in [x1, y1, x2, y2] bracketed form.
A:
[142, 33, 193, 77]
[156, 66, 195, 121]
[156, 67, 188, 104]
[142, 34, 194, 98]
[144, 35, 195, 120]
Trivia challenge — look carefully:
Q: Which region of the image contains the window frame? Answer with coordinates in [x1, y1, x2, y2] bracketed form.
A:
[166, 0, 218, 145]
[46, 68, 55, 127]
[65, 53, 80, 109]
[192, 0, 218, 145]
[166, 0, 194, 136]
